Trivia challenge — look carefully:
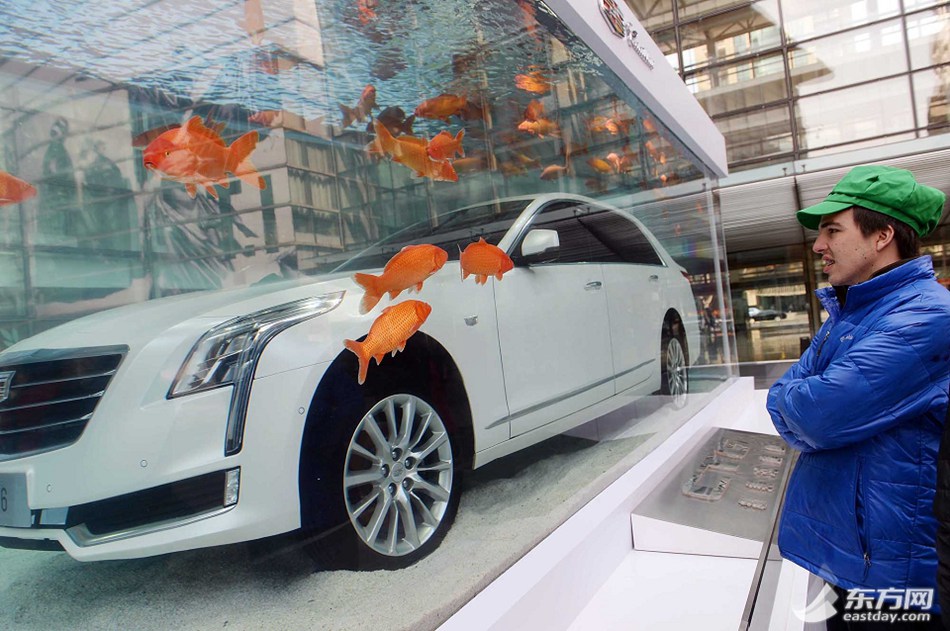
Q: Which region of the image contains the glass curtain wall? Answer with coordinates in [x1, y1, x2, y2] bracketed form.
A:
[628, 0, 950, 364]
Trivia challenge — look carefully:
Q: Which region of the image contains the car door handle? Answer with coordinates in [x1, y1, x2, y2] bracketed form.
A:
[585, 281, 603, 290]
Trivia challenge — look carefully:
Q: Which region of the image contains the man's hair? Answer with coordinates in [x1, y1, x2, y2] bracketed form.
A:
[851, 206, 920, 258]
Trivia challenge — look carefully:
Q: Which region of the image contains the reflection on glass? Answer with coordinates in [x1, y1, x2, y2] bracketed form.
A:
[804, 132, 917, 157]
[687, 54, 787, 115]
[652, 28, 681, 71]
[788, 20, 908, 97]
[913, 64, 950, 133]
[729, 247, 809, 362]
[714, 104, 794, 164]
[627, 0, 675, 31]
[781, 0, 901, 43]
[678, 0, 760, 22]
[679, 1, 782, 72]
[796, 77, 914, 152]
[907, 7, 950, 71]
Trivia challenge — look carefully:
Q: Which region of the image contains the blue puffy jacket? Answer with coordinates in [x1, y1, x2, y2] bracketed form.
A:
[768, 256, 950, 599]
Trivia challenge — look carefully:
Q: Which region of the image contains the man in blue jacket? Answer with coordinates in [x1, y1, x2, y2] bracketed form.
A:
[767, 165, 950, 629]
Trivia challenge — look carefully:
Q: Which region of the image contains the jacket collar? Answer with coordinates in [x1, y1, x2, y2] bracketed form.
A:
[816, 255, 935, 319]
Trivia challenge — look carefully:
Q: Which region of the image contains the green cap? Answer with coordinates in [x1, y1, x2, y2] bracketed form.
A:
[796, 165, 946, 236]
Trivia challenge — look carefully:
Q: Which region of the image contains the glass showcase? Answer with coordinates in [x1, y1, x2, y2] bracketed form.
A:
[0, 1, 732, 629]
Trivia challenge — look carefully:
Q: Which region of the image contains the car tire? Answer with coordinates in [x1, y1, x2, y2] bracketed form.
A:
[660, 318, 688, 408]
[300, 359, 462, 571]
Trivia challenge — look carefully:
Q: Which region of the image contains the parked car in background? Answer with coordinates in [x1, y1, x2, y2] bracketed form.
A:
[748, 306, 787, 321]
[0, 194, 699, 568]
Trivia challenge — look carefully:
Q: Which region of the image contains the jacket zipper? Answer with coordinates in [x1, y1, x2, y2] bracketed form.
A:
[856, 460, 871, 576]
[814, 329, 832, 359]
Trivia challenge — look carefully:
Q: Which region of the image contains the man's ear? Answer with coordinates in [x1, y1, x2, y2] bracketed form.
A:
[876, 225, 896, 252]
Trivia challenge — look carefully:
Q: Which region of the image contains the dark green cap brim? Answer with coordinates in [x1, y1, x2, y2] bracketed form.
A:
[796, 200, 855, 230]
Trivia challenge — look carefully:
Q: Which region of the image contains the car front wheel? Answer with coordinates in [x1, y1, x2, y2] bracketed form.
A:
[342, 393, 457, 563]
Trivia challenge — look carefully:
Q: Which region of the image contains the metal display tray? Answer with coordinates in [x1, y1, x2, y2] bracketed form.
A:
[634, 427, 792, 543]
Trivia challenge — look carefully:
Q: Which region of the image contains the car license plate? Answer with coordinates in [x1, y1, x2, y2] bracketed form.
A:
[0, 473, 31, 527]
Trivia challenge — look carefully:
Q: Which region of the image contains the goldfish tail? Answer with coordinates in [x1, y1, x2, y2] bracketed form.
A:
[455, 129, 465, 158]
[343, 339, 370, 385]
[340, 104, 356, 128]
[227, 131, 265, 190]
[352, 272, 382, 314]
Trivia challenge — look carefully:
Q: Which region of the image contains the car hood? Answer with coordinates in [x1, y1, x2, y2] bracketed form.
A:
[4, 272, 358, 354]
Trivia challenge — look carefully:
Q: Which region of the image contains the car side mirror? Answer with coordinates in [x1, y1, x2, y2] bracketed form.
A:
[520, 229, 559, 264]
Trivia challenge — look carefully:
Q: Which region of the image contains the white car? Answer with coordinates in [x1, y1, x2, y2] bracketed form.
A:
[0, 193, 699, 567]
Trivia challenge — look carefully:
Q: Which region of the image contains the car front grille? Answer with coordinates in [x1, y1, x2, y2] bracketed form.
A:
[0, 346, 127, 460]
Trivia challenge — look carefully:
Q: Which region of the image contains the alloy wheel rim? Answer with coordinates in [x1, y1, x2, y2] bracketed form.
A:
[343, 394, 454, 557]
[666, 337, 687, 403]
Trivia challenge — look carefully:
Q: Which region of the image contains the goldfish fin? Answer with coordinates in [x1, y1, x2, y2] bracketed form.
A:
[352, 272, 382, 314]
[185, 183, 198, 198]
[343, 339, 370, 385]
[203, 183, 219, 199]
[374, 353, 385, 365]
[226, 131, 265, 190]
[495, 271, 504, 280]
[391, 349, 398, 357]
[415, 282, 424, 292]
[398, 341, 407, 352]
[388, 289, 402, 300]
[477, 274, 487, 285]
[455, 129, 465, 158]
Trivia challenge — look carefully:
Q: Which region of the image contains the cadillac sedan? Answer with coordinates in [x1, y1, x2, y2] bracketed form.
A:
[0, 193, 699, 568]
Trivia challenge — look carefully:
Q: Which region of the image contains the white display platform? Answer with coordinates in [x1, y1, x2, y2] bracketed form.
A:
[437, 379, 813, 631]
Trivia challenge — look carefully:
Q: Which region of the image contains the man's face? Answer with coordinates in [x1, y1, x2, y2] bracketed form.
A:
[813, 208, 880, 286]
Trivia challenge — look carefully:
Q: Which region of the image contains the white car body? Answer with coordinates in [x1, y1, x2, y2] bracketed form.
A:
[0, 193, 699, 562]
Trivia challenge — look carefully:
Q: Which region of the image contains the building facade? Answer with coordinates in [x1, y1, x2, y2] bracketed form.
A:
[628, 0, 950, 362]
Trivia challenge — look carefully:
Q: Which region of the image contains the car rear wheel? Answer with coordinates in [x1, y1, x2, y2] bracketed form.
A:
[660, 321, 688, 407]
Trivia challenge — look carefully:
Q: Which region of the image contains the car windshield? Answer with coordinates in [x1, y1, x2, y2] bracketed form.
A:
[327, 199, 532, 272]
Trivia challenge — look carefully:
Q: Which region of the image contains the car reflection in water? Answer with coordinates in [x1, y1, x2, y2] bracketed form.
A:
[0, 193, 699, 570]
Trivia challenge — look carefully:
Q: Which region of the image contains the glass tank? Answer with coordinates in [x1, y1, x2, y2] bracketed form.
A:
[0, 1, 733, 629]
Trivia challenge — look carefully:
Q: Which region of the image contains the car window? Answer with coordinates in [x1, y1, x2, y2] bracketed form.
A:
[579, 207, 664, 266]
[515, 201, 611, 264]
[332, 199, 529, 271]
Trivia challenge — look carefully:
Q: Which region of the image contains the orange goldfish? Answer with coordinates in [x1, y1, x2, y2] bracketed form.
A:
[340, 84, 377, 128]
[540, 164, 569, 180]
[642, 118, 657, 134]
[344, 300, 433, 384]
[517, 117, 560, 138]
[587, 157, 613, 174]
[357, 0, 378, 24]
[142, 116, 265, 199]
[427, 129, 465, 161]
[352, 244, 448, 314]
[414, 94, 469, 122]
[371, 121, 458, 182]
[524, 99, 544, 122]
[0, 171, 36, 206]
[460, 237, 514, 285]
[514, 70, 551, 94]
[453, 155, 488, 173]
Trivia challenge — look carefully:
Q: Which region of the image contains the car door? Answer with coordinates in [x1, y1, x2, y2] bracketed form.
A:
[580, 207, 665, 393]
[494, 201, 615, 437]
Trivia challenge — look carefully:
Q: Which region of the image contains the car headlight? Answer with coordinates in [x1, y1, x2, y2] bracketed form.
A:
[169, 292, 345, 399]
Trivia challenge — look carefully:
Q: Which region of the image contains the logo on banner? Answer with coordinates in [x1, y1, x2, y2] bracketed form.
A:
[597, 0, 656, 69]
